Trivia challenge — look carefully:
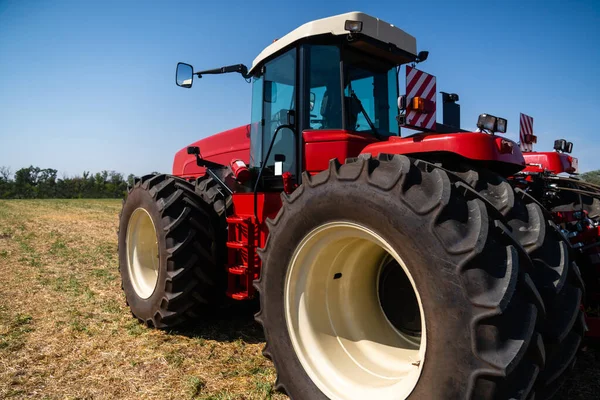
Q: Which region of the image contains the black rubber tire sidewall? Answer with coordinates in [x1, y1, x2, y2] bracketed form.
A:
[261, 183, 504, 399]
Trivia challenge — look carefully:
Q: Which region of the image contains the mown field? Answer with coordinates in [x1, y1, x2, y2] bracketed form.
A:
[0, 199, 598, 399]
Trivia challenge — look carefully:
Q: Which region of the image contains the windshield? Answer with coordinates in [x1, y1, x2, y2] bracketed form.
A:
[343, 50, 399, 136]
[304, 45, 399, 136]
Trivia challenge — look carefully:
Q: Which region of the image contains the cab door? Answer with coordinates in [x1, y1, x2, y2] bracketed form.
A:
[261, 49, 297, 175]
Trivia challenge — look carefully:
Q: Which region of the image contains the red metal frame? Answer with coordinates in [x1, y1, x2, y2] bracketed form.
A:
[224, 193, 281, 300]
[522, 151, 576, 174]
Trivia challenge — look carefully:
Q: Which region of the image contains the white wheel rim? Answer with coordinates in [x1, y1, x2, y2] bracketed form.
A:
[284, 222, 426, 400]
[126, 207, 160, 299]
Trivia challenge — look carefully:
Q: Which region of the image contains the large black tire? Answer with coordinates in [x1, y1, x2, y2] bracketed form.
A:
[118, 174, 226, 328]
[256, 155, 545, 400]
[451, 166, 586, 399]
[196, 175, 233, 216]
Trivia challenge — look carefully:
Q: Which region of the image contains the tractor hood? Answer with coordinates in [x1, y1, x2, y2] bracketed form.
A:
[172, 125, 251, 178]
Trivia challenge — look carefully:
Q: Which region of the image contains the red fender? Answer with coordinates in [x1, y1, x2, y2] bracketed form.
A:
[362, 132, 525, 172]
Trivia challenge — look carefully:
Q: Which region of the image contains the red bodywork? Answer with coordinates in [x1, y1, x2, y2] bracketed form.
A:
[172, 128, 525, 301]
[522, 151, 576, 174]
[172, 125, 251, 179]
[303, 130, 525, 175]
[362, 132, 525, 171]
[303, 130, 379, 173]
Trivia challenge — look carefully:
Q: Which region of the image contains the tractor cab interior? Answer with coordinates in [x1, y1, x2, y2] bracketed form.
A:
[249, 40, 401, 190]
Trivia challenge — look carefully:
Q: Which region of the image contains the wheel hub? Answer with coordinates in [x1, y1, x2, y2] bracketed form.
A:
[126, 208, 159, 299]
[284, 222, 426, 400]
[379, 259, 422, 337]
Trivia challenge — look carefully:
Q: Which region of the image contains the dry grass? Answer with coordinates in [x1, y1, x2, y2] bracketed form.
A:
[0, 199, 597, 399]
[0, 199, 284, 399]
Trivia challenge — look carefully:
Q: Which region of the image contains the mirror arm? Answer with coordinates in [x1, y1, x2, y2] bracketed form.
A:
[195, 64, 251, 79]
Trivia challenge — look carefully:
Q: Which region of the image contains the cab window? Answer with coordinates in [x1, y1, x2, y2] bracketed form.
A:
[306, 45, 342, 130]
[344, 50, 399, 136]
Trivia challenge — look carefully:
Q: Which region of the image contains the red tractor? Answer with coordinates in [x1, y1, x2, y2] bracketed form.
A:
[118, 12, 583, 399]
[511, 137, 600, 338]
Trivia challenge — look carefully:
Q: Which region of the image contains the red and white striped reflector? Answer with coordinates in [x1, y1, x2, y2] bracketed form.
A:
[405, 66, 436, 131]
[519, 113, 534, 152]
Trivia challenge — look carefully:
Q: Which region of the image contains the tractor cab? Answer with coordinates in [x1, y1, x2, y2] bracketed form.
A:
[246, 17, 415, 177]
[176, 12, 420, 188]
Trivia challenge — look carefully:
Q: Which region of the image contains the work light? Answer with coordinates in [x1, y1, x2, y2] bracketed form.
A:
[554, 139, 567, 152]
[566, 142, 573, 153]
[344, 20, 363, 33]
[477, 114, 497, 132]
[496, 118, 507, 133]
[477, 114, 507, 133]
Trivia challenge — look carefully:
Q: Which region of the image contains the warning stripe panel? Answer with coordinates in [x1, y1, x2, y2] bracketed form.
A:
[519, 113, 534, 152]
[405, 66, 436, 131]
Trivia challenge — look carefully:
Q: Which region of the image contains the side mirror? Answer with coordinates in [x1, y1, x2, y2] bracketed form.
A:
[309, 92, 316, 111]
[398, 95, 406, 110]
[176, 62, 194, 88]
[187, 146, 200, 155]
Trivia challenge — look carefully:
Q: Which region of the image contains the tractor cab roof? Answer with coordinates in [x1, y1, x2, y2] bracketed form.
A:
[249, 11, 418, 74]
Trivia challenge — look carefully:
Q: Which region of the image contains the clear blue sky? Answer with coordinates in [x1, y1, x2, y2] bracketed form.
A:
[1, 0, 599, 176]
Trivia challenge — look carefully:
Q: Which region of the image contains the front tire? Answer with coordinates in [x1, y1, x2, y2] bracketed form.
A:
[256, 155, 544, 399]
[118, 174, 225, 328]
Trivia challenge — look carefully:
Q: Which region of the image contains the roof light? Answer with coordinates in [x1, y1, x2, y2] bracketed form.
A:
[344, 20, 363, 33]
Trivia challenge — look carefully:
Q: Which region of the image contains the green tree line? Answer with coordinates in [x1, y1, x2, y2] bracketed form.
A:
[1, 165, 598, 199]
[0, 166, 135, 199]
[581, 170, 600, 186]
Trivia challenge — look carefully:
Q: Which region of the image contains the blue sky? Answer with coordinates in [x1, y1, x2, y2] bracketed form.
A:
[0, 0, 599, 176]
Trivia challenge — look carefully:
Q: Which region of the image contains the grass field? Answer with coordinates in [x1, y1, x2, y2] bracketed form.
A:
[0, 199, 598, 399]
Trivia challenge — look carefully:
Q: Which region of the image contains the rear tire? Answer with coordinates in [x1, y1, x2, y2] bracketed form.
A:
[256, 155, 545, 400]
[450, 166, 585, 398]
[118, 174, 226, 328]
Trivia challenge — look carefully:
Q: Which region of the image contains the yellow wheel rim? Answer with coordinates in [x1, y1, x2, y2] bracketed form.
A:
[126, 208, 159, 299]
[284, 221, 426, 400]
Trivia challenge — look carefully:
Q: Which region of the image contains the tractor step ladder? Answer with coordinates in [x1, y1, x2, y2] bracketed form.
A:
[225, 216, 258, 300]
